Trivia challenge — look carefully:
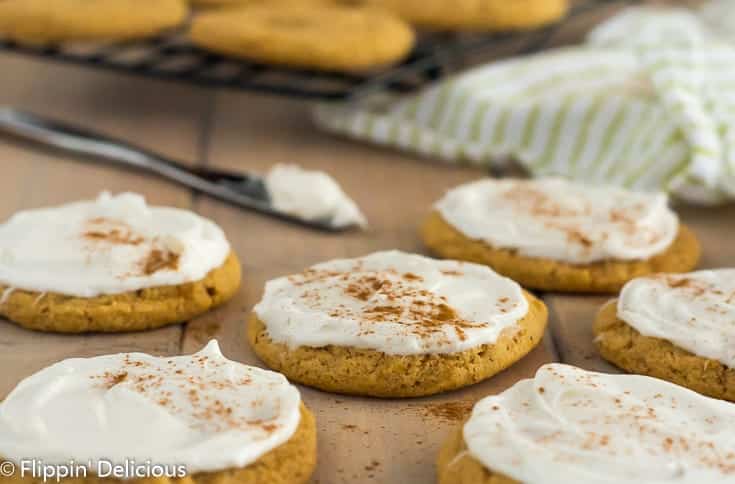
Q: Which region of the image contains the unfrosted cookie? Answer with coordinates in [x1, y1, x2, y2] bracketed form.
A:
[0, 341, 317, 484]
[189, 3, 415, 71]
[595, 269, 735, 401]
[0, 192, 241, 333]
[364, 0, 569, 32]
[0, 0, 187, 44]
[248, 250, 548, 398]
[423, 178, 700, 293]
[438, 363, 735, 484]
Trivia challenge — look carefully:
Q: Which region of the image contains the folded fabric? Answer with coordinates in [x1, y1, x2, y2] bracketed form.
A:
[314, 1, 735, 204]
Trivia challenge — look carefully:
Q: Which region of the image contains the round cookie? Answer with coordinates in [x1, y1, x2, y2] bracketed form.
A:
[0, 0, 188, 44]
[0, 341, 317, 484]
[189, 3, 415, 71]
[423, 178, 700, 293]
[594, 269, 735, 402]
[0, 192, 241, 333]
[362, 0, 569, 32]
[438, 363, 735, 484]
[247, 251, 548, 398]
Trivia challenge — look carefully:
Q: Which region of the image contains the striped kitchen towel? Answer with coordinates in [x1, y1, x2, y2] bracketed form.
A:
[314, 1, 735, 204]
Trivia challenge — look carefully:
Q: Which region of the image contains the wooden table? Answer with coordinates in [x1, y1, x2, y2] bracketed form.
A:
[0, 8, 730, 482]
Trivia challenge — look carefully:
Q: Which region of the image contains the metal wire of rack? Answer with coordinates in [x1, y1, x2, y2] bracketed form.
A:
[0, 0, 632, 101]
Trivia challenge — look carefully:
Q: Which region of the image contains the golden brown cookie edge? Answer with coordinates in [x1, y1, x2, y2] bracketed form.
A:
[0, 252, 242, 333]
[421, 211, 700, 294]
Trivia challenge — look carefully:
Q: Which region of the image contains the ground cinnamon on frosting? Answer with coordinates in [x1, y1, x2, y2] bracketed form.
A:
[503, 184, 592, 218]
[82, 217, 181, 277]
[434, 178, 679, 264]
[255, 251, 530, 355]
[464, 364, 735, 483]
[82, 217, 144, 246]
[0, 341, 302, 475]
[140, 248, 180, 275]
[292, 264, 490, 343]
[501, 183, 662, 250]
[87, 347, 284, 435]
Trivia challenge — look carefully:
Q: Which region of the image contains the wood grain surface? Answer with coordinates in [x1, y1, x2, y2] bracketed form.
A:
[0, 2, 728, 481]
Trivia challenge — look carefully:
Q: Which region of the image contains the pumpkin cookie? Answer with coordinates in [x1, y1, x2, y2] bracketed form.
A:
[0, 192, 241, 333]
[361, 0, 568, 32]
[248, 250, 548, 398]
[438, 363, 735, 484]
[189, 3, 415, 71]
[0, 0, 187, 44]
[595, 269, 735, 401]
[0, 341, 317, 484]
[423, 178, 700, 293]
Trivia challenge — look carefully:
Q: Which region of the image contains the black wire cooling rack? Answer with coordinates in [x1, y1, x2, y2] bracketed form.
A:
[0, 0, 633, 101]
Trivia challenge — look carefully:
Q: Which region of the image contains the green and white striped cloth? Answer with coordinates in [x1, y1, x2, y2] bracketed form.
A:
[314, 2, 735, 204]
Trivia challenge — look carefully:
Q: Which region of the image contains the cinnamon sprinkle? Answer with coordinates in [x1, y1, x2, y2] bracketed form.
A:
[140, 248, 180, 275]
[503, 185, 590, 218]
[503, 183, 667, 252]
[657, 275, 713, 297]
[82, 217, 183, 277]
[82, 218, 144, 245]
[86, 352, 282, 434]
[292, 264, 496, 346]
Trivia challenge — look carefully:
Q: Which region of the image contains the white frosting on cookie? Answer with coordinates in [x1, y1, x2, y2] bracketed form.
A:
[265, 163, 367, 229]
[0, 341, 302, 474]
[253, 250, 529, 355]
[618, 269, 735, 367]
[464, 363, 735, 483]
[0, 192, 230, 297]
[434, 178, 679, 264]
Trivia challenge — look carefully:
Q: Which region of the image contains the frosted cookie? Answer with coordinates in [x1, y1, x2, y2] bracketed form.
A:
[0, 192, 241, 333]
[438, 363, 735, 484]
[189, 3, 415, 72]
[423, 178, 700, 293]
[595, 269, 735, 401]
[365, 0, 569, 32]
[0, 341, 317, 484]
[0, 0, 187, 44]
[248, 250, 548, 398]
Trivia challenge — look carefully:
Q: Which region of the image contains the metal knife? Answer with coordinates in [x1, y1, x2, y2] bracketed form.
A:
[0, 107, 354, 232]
